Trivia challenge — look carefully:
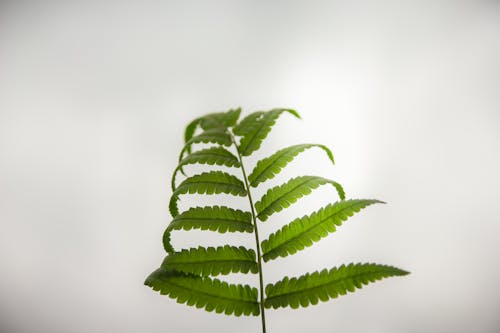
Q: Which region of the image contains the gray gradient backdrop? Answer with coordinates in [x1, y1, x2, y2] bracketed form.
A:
[1, 1, 499, 333]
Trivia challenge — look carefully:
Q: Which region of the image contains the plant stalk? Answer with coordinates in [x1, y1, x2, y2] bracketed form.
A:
[230, 133, 267, 333]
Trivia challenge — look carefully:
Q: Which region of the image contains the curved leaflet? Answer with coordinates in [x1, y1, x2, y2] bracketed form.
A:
[261, 199, 382, 261]
[161, 245, 258, 276]
[169, 171, 246, 217]
[232, 111, 264, 136]
[172, 147, 240, 190]
[264, 263, 409, 309]
[183, 109, 241, 153]
[248, 144, 334, 187]
[238, 109, 301, 156]
[146, 268, 259, 316]
[179, 129, 232, 162]
[162, 206, 253, 253]
[255, 176, 345, 222]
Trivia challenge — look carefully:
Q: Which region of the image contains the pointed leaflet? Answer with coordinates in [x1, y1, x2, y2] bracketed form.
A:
[161, 246, 258, 276]
[238, 109, 301, 156]
[179, 129, 232, 162]
[255, 176, 345, 222]
[183, 109, 240, 153]
[163, 206, 253, 253]
[248, 144, 335, 187]
[261, 199, 383, 261]
[145, 268, 260, 316]
[172, 147, 240, 190]
[169, 171, 246, 217]
[264, 263, 409, 309]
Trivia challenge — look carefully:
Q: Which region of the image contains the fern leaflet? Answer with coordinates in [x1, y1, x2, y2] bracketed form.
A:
[162, 206, 253, 253]
[172, 147, 240, 190]
[179, 128, 232, 162]
[261, 199, 382, 262]
[238, 108, 300, 156]
[255, 176, 345, 222]
[264, 263, 409, 309]
[169, 171, 246, 217]
[248, 144, 334, 187]
[146, 268, 259, 316]
[161, 245, 258, 276]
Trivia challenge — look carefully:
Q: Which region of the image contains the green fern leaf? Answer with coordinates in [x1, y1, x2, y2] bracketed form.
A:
[248, 144, 335, 187]
[261, 199, 382, 261]
[184, 118, 202, 153]
[161, 245, 258, 276]
[264, 263, 409, 309]
[167, 206, 253, 233]
[200, 108, 241, 130]
[149, 108, 409, 327]
[183, 109, 240, 154]
[255, 176, 345, 222]
[232, 111, 264, 135]
[238, 109, 301, 156]
[172, 147, 240, 190]
[163, 206, 253, 253]
[145, 268, 260, 316]
[169, 171, 247, 217]
[179, 129, 232, 162]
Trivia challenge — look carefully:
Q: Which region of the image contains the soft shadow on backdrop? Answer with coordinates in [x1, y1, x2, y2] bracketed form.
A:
[1, 1, 499, 333]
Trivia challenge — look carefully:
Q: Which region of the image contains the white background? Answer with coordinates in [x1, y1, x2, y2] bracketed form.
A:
[1, 1, 499, 332]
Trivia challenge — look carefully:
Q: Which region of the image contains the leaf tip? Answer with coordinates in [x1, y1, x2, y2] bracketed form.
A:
[286, 108, 301, 119]
[319, 144, 335, 165]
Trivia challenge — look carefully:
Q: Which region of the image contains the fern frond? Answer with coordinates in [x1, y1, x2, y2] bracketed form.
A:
[248, 144, 335, 187]
[161, 245, 258, 276]
[163, 206, 253, 253]
[172, 147, 240, 190]
[237, 109, 301, 156]
[169, 171, 247, 217]
[179, 129, 232, 162]
[255, 176, 345, 222]
[149, 108, 408, 327]
[145, 268, 260, 316]
[261, 199, 382, 261]
[264, 263, 409, 309]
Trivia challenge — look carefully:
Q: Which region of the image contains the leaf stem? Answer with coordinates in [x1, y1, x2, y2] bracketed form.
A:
[230, 133, 267, 333]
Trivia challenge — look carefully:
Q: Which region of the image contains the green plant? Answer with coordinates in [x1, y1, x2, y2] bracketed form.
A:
[145, 108, 409, 332]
